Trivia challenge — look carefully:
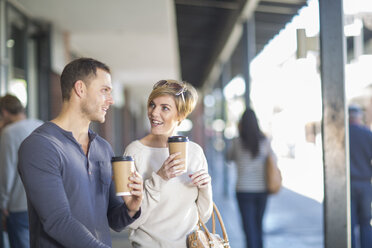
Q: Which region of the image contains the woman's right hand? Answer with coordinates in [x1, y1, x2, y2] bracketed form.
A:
[157, 152, 185, 180]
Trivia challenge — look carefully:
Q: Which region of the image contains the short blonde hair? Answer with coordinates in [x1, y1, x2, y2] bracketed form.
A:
[147, 79, 198, 120]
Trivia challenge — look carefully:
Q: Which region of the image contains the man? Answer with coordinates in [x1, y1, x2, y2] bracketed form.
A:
[0, 116, 8, 248]
[0, 94, 43, 248]
[348, 105, 372, 248]
[18, 58, 143, 248]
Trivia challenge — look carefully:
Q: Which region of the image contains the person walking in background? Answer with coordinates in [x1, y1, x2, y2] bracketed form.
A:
[18, 58, 143, 248]
[0, 94, 43, 248]
[348, 105, 372, 248]
[227, 108, 274, 248]
[0, 116, 7, 248]
[123, 79, 213, 247]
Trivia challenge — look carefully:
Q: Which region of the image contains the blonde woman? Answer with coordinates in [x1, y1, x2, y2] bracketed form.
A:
[124, 80, 213, 247]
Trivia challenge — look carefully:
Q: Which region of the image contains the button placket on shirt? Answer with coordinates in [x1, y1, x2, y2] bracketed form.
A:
[85, 139, 95, 177]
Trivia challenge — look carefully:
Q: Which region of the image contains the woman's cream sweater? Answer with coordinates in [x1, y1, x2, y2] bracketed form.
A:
[124, 140, 213, 248]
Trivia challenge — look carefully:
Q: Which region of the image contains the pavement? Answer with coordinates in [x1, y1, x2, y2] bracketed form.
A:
[111, 144, 324, 248]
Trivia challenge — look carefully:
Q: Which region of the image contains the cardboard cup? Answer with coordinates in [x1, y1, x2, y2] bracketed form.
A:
[168, 136, 189, 172]
[112, 156, 135, 196]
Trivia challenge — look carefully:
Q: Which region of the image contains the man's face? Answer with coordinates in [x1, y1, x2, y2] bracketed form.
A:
[80, 69, 114, 123]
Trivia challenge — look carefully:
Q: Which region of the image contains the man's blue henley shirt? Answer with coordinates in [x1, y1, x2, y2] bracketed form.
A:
[18, 122, 139, 248]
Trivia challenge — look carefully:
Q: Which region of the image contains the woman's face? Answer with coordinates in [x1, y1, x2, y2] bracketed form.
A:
[147, 94, 180, 137]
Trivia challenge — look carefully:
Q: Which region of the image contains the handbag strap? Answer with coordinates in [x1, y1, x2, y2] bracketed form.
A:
[197, 202, 230, 247]
[212, 202, 229, 243]
[212, 207, 215, 234]
[197, 216, 213, 247]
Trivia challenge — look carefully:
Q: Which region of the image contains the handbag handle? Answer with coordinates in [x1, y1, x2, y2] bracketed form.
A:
[197, 202, 230, 247]
[211, 203, 229, 243]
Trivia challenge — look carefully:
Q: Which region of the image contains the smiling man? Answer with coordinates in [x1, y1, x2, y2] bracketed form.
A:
[18, 58, 143, 248]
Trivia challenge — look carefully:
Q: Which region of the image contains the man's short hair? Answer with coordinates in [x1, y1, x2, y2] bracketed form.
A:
[60, 58, 110, 100]
[348, 104, 363, 121]
[0, 94, 24, 115]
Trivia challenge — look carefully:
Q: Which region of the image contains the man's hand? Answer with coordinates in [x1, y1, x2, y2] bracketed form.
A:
[1, 209, 8, 231]
[1, 209, 9, 217]
[122, 171, 143, 217]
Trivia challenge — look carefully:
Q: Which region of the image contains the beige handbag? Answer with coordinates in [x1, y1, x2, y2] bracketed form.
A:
[187, 203, 230, 248]
[265, 152, 282, 194]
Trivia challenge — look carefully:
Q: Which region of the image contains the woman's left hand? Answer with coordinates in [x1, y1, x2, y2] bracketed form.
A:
[189, 169, 211, 189]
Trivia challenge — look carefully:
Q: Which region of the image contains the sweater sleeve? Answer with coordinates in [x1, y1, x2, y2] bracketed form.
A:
[196, 147, 213, 223]
[124, 143, 167, 229]
[18, 136, 110, 248]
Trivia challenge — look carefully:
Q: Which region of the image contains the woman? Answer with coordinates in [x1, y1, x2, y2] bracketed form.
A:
[124, 79, 213, 248]
[227, 108, 274, 248]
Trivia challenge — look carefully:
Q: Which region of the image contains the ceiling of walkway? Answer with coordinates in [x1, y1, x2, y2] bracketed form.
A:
[17, 0, 308, 90]
[17, 0, 180, 91]
[176, 0, 308, 88]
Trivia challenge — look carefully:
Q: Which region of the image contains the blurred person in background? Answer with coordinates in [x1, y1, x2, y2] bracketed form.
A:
[0, 116, 6, 248]
[0, 94, 43, 248]
[227, 108, 275, 248]
[348, 105, 372, 248]
[123, 79, 213, 247]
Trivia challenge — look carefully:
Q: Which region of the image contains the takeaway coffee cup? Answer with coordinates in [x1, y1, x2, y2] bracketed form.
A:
[111, 156, 135, 196]
[168, 136, 189, 172]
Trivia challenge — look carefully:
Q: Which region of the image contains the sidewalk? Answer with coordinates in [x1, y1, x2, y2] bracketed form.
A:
[111, 148, 324, 248]
[264, 188, 323, 248]
[210, 148, 324, 248]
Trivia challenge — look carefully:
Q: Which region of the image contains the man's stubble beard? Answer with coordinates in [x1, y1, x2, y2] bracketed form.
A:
[81, 100, 105, 123]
